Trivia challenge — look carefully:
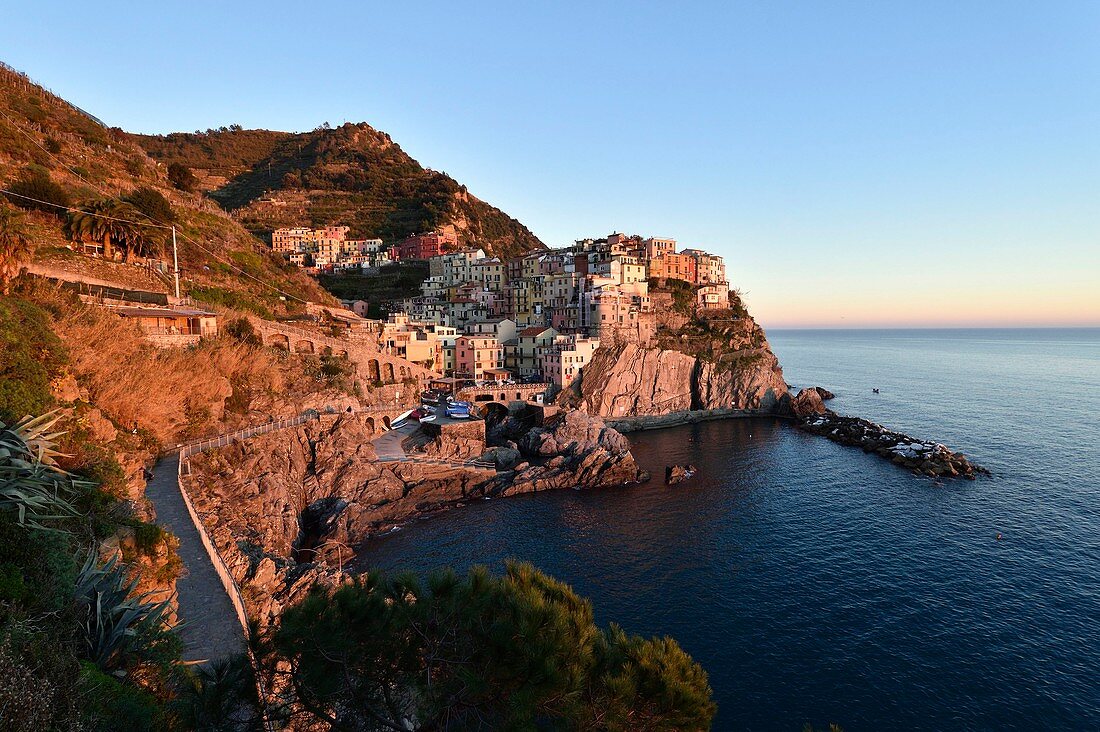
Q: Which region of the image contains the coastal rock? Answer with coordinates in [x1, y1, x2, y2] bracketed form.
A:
[789, 387, 827, 417]
[813, 386, 836, 400]
[183, 407, 646, 627]
[568, 340, 788, 420]
[665, 464, 698, 485]
[494, 410, 647, 495]
[483, 446, 521, 470]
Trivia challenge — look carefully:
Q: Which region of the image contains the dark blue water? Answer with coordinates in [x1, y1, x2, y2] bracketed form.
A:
[355, 329, 1100, 730]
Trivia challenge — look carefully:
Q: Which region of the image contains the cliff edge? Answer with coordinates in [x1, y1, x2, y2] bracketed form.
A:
[566, 291, 789, 425]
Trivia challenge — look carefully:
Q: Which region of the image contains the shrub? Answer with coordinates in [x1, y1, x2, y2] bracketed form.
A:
[72, 549, 174, 672]
[132, 522, 165, 556]
[2, 169, 70, 216]
[0, 412, 83, 530]
[166, 162, 196, 192]
[77, 662, 162, 730]
[223, 317, 261, 346]
[266, 561, 716, 730]
[188, 285, 274, 319]
[122, 186, 174, 224]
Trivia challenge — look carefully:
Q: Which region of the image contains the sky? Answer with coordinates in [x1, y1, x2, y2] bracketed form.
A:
[4, 1, 1099, 327]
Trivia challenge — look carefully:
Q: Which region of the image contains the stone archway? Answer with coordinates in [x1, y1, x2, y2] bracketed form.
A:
[382, 415, 391, 429]
[321, 345, 333, 356]
[295, 340, 315, 354]
[482, 402, 509, 428]
[367, 359, 380, 382]
[365, 416, 375, 433]
[382, 362, 395, 383]
[268, 333, 290, 350]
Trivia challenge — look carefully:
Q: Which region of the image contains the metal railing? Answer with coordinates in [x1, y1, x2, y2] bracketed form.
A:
[177, 411, 320, 460]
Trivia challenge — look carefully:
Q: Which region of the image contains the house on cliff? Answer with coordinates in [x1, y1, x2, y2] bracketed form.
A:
[115, 305, 218, 348]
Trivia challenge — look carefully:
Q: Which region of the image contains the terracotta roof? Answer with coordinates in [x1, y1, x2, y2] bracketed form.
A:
[519, 326, 553, 336]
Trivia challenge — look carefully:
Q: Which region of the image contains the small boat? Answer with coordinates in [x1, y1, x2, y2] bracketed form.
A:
[872, 388, 880, 394]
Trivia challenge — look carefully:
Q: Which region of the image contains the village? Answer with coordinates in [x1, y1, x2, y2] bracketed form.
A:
[271, 226, 731, 391]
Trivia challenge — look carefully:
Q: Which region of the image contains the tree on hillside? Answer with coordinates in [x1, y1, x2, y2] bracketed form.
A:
[263, 562, 716, 730]
[2, 168, 71, 217]
[122, 186, 175, 224]
[167, 162, 196, 192]
[64, 199, 161, 262]
[0, 206, 32, 294]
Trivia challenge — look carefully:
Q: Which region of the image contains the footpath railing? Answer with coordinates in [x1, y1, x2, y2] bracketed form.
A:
[177, 411, 320, 468]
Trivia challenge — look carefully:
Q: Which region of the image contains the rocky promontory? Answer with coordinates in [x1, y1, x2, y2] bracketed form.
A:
[561, 292, 789, 426]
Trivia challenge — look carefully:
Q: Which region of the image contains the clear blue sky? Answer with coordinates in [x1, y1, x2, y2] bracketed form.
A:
[5, 1, 1099, 327]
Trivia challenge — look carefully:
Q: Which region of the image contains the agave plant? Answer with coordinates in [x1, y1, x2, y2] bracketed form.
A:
[0, 412, 84, 529]
[73, 548, 176, 671]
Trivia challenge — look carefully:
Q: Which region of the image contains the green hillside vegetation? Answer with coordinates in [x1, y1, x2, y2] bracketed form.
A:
[131, 122, 546, 259]
[318, 261, 429, 314]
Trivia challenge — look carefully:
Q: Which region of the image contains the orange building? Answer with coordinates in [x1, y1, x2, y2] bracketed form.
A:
[648, 252, 697, 283]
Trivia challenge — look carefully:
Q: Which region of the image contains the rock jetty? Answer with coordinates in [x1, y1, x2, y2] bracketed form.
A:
[799, 412, 988, 479]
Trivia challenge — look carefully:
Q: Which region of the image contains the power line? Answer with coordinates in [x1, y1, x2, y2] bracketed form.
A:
[0, 188, 174, 228]
[0, 106, 309, 303]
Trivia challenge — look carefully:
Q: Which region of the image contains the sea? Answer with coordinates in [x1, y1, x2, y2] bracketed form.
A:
[353, 328, 1100, 730]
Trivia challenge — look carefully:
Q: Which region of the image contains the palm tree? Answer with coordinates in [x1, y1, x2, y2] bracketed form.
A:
[0, 204, 32, 294]
[64, 198, 161, 262]
[64, 201, 113, 258]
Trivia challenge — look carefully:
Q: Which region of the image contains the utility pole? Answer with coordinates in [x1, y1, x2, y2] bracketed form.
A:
[171, 226, 180, 300]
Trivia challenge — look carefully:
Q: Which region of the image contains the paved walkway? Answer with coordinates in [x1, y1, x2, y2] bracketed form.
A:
[145, 454, 245, 664]
[371, 422, 496, 470]
[372, 421, 419, 461]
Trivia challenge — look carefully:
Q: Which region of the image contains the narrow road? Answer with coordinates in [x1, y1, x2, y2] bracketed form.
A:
[145, 454, 245, 663]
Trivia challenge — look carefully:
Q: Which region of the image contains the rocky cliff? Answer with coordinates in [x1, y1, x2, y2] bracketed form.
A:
[568, 308, 789, 424]
[183, 409, 644, 625]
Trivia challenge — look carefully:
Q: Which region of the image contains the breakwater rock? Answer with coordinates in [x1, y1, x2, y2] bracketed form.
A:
[799, 412, 989, 479]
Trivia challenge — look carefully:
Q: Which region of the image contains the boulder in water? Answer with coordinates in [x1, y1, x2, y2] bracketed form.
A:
[665, 464, 698, 485]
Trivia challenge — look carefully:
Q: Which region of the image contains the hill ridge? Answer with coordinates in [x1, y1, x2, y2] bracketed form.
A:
[130, 121, 546, 259]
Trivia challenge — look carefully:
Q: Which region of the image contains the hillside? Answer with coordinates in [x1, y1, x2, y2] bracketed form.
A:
[0, 61, 336, 316]
[130, 122, 546, 259]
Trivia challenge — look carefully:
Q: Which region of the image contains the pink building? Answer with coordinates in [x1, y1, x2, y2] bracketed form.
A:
[539, 335, 601, 387]
[454, 335, 504, 378]
[643, 237, 677, 260]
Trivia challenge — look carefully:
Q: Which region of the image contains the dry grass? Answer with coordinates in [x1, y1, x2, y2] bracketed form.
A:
[30, 283, 348, 444]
